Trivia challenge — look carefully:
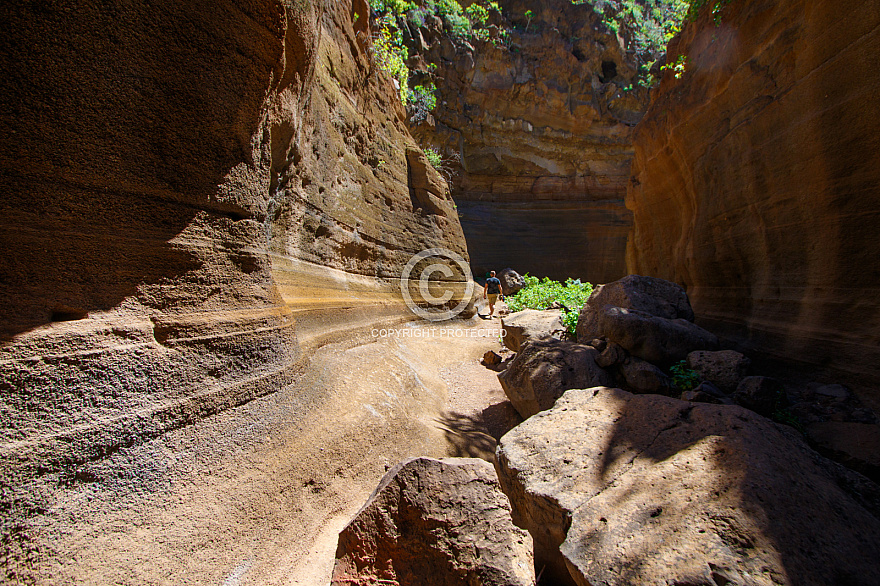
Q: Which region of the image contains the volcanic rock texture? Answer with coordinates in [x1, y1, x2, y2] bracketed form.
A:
[409, 0, 647, 282]
[0, 0, 467, 554]
[332, 457, 534, 586]
[626, 1, 880, 408]
[496, 387, 880, 586]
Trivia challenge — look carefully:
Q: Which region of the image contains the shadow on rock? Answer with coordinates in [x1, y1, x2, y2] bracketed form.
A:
[496, 388, 880, 586]
[437, 402, 523, 461]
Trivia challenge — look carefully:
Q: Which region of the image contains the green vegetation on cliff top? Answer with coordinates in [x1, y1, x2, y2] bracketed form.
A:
[368, 0, 501, 110]
[574, 0, 688, 60]
[368, 0, 720, 109]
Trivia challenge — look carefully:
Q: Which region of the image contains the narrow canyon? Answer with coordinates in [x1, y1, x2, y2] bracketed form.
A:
[2, 0, 879, 585]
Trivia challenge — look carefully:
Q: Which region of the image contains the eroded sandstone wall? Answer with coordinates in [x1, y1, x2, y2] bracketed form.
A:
[0, 0, 467, 484]
[626, 1, 880, 407]
[409, 0, 644, 282]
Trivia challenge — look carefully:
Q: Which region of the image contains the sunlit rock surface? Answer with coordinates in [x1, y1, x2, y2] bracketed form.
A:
[496, 387, 880, 586]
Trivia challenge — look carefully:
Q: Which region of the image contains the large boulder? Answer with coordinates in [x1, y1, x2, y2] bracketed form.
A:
[597, 306, 718, 365]
[495, 387, 880, 586]
[498, 268, 526, 296]
[332, 457, 534, 586]
[498, 340, 612, 419]
[620, 356, 670, 394]
[687, 350, 751, 393]
[595, 341, 626, 368]
[501, 309, 566, 352]
[576, 275, 694, 343]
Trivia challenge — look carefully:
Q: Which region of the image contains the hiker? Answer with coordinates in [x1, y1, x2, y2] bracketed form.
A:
[483, 271, 502, 317]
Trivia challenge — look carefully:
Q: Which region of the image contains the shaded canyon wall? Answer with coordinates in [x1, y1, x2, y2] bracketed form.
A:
[626, 0, 880, 408]
[0, 0, 467, 485]
[409, 0, 646, 283]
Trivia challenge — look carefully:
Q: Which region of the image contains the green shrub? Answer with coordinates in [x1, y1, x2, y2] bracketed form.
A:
[369, 0, 513, 105]
[371, 14, 409, 104]
[465, 3, 489, 26]
[445, 11, 472, 40]
[661, 54, 687, 78]
[407, 83, 437, 123]
[669, 360, 701, 392]
[424, 147, 443, 170]
[569, 0, 698, 85]
[771, 408, 805, 434]
[369, 0, 416, 15]
[505, 275, 594, 335]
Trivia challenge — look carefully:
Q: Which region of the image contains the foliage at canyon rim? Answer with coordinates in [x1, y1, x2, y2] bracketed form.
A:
[505, 275, 594, 334]
[367, 0, 718, 108]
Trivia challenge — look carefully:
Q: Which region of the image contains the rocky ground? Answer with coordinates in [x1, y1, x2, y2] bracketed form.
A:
[9, 303, 519, 586]
[331, 275, 880, 585]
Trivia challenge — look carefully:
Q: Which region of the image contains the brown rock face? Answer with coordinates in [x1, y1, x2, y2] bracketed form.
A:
[0, 0, 467, 490]
[332, 457, 535, 586]
[687, 350, 752, 394]
[500, 308, 565, 352]
[597, 306, 719, 365]
[576, 274, 695, 343]
[496, 387, 880, 586]
[498, 339, 612, 419]
[410, 0, 648, 282]
[625, 1, 880, 408]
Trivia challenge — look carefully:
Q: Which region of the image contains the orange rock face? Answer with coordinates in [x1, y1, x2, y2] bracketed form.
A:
[0, 0, 467, 482]
[626, 1, 880, 408]
[409, 0, 647, 282]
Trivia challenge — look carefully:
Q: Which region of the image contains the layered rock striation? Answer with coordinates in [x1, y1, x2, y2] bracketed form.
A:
[0, 0, 467, 489]
[625, 1, 880, 408]
[407, 0, 648, 282]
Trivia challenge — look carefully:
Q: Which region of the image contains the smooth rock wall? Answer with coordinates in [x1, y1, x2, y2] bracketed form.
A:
[626, 0, 880, 409]
[0, 0, 468, 483]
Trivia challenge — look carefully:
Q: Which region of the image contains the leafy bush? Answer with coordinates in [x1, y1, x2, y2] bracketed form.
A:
[771, 408, 805, 434]
[371, 14, 409, 104]
[669, 360, 701, 392]
[465, 3, 489, 26]
[661, 54, 687, 78]
[407, 83, 438, 123]
[370, 0, 505, 106]
[568, 0, 720, 85]
[369, 0, 416, 15]
[444, 11, 472, 40]
[572, 0, 688, 56]
[424, 147, 443, 170]
[683, 0, 733, 23]
[505, 275, 594, 335]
